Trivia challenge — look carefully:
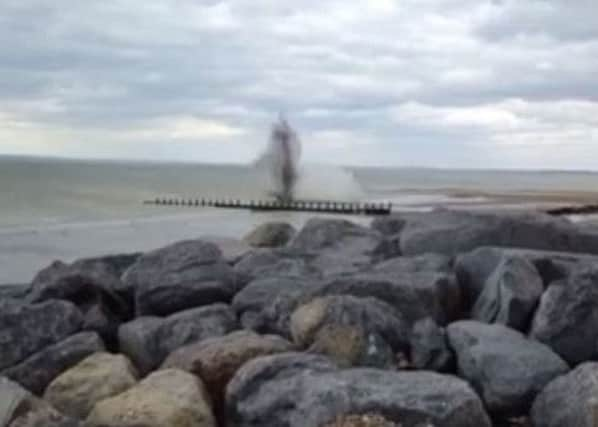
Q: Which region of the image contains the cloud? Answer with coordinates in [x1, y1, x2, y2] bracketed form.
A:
[0, 0, 596, 168]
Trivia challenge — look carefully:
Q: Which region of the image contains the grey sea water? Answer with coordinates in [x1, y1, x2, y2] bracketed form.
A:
[3, 155, 598, 283]
[2, 155, 598, 230]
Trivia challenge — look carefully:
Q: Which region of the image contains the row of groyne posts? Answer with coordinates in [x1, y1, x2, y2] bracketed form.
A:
[144, 197, 393, 216]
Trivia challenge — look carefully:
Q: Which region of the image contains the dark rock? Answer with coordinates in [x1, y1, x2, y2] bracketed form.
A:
[530, 263, 598, 365]
[372, 253, 452, 274]
[370, 215, 406, 236]
[531, 362, 598, 427]
[447, 320, 569, 416]
[233, 248, 318, 286]
[472, 256, 544, 331]
[244, 222, 296, 247]
[225, 352, 491, 427]
[232, 276, 320, 338]
[72, 252, 141, 281]
[311, 271, 461, 326]
[118, 303, 238, 375]
[410, 317, 454, 372]
[1, 376, 82, 427]
[290, 295, 409, 366]
[455, 246, 598, 308]
[288, 218, 395, 274]
[28, 261, 130, 349]
[399, 210, 598, 257]
[0, 299, 83, 371]
[3, 332, 105, 395]
[122, 240, 239, 316]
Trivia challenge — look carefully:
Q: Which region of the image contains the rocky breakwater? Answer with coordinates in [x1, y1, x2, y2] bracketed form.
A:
[3, 209, 598, 426]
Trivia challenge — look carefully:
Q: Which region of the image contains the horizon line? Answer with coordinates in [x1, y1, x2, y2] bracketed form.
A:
[1, 152, 598, 174]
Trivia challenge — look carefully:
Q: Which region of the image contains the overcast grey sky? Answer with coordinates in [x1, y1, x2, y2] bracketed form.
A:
[1, 0, 597, 168]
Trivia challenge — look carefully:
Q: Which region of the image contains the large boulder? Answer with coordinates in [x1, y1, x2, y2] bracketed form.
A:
[471, 256, 544, 331]
[122, 240, 239, 316]
[290, 295, 409, 368]
[288, 218, 394, 275]
[0, 376, 81, 427]
[163, 330, 292, 419]
[409, 317, 454, 373]
[86, 369, 215, 427]
[398, 210, 598, 257]
[244, 221, 296, 247]
[311, 270, 461, 326]
[455, 246, 598, 308]
[370, 216, 406, 236]
[530, 263, 598, 365]
[73, 252, 141, 279]
[232, 276, 320, 338]
[372, 253, 452, 275]
[225, 352, 491, 427]
[322, 414, 401, 427]
[447, 321, 569, 416]
[44, 352, 138, 419]
[3, 332, 105, 395]
[0, 299, 83, 371]
[531, 362, 598, 427]
[28, 260, 131, 348]
[233, 248, 318, 286]
[118, 303, 238, 375]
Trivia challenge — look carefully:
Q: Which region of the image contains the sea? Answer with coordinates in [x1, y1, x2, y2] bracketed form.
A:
[3, 155, 598, 230]
[2, 155, 598, 283]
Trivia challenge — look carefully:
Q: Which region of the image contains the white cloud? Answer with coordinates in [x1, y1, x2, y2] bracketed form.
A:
[0, 0, 597, 168]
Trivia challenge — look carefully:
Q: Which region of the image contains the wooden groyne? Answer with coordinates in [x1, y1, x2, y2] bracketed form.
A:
[143, 197, 392, 216]
[545, 204, 598, 216]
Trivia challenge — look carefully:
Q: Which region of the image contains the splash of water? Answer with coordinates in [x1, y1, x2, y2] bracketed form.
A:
[254, 116, 363, 202]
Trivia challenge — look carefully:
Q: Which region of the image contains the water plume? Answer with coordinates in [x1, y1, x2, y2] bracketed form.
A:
[253, 115, 363, 202]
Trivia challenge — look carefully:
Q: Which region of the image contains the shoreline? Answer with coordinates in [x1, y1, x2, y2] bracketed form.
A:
[3, 188, 598, 285]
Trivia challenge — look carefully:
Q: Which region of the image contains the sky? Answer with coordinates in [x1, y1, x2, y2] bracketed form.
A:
[1, 0, 597, 169]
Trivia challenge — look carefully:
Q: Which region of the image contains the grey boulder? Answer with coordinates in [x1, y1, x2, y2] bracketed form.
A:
[531, 362, 598, 427]
[233, 248, 318, 286]
[471, 256, 544, 331]
[447, 320, 569, 416]
[288, 218, 394, 275]
[225, 352, 491, 427]
[0, 299, 83, 371]
[122, 240, 239, 316]
[399, 210, 598, 257]
[455, 246, 598, 307]
[3, 332, 105, 395]
[290, 295, 409, 367]
[530, 263, 598, 365]
[410, 317, 454, 373]
[243, 221, 296, 247]
[232, 276, 319, 338]
[0, 376, 81, 427]
[118, 303, 238, 374]
[311, 270, 461, 326]
[372, 253, 452, 275]
[28, 260, 130, 348]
